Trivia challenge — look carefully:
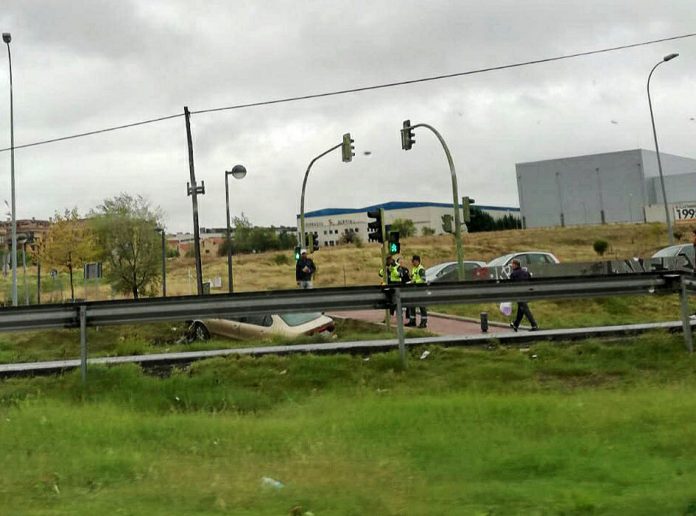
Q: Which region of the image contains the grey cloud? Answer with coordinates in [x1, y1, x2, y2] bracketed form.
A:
[0, 1, 695, 231]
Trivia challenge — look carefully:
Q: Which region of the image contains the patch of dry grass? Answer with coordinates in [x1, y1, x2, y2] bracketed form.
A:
[7, 221, 688, 300]
[166, 221, 685, 294]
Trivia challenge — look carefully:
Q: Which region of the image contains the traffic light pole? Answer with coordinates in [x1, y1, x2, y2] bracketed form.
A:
[379, 208, 391, 330]
[411, 123, 465, 281]
[298, 143, 342, 246]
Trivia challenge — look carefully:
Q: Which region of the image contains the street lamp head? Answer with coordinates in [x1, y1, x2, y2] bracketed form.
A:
[155, 226, 163, 233]
[2, 33, 10, 44]
[663, 53, 679, 62]
[229, 164, 247, 180]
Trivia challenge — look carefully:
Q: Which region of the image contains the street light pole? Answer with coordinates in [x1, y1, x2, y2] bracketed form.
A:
[3, 33, 17, 306]
[299, 142, 343, 246]
[404, 122, 465, 280]
[155, 227, 166, 296]
[647, 52, 679, 245]
[225, 164, 247, 293]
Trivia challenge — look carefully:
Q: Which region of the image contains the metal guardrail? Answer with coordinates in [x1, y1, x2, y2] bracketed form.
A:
[2, 319, 691, 377]
[0, 271, 690, 382]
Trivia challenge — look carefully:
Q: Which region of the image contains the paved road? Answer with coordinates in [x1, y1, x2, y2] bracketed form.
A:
[329, 310, 506, 336]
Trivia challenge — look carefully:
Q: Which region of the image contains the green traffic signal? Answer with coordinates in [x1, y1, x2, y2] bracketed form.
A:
[294, 246, 301, 261]
[388, 230, 400, 254]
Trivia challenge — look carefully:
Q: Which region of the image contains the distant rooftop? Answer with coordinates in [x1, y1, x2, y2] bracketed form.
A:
[304, 201, 519, 218]
[516, 148, 695, 166]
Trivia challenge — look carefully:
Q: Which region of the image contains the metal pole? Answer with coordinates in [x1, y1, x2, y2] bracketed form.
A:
[680, 281, 693, 352]
[4, 38, 17, 306]
[596, 168, 606, 224]
[36, 258, 40, 305]
[299, 143, 342, 246]
[381, 208, 390, 330]
[225, 172, 233, 292]
[21, 242, 27, 305]
[647, 60, 675, 245]
[412, 123, 465, 280]
[80, 304, 87, 383]
[183, 106, 204, 295]
[160, 230, 166, 297]
[555, 171, 565, 227]
[395, 288, 406, 368]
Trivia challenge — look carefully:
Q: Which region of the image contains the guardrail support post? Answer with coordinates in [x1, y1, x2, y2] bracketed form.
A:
[394, 288, 407, 368]
[679, 281, 693, 353]
[80, 305, 88, 383]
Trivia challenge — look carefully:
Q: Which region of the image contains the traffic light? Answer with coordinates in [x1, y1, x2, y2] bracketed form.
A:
[341, 133, 355, 163]
[388, 231, 400, 254]
[367, 209, 384, 243]
[401, 119, 415, 150]
[304, 233, 310, 248]
[294, 246, 301, 261]
[462, 196, 476, 223]
[312, 232, 319, 252]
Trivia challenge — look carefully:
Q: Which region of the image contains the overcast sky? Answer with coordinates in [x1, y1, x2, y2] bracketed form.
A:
[0, 1, 695, 232]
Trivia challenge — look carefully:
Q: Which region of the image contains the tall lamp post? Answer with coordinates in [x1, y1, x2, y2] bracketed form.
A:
[224, 164, 247, 293]
[647, 52, 679, 245]
[3, 33, 17, 306]
[401, 120, 465, 280]
[154, 227, 167, 296]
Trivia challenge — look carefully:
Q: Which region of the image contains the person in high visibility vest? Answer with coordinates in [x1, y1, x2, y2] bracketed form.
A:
[407, 255, 428, 328]
[379, 256, 401, 285]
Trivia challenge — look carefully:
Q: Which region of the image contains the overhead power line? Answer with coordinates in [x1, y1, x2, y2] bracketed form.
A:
[2, 32, 695, 153]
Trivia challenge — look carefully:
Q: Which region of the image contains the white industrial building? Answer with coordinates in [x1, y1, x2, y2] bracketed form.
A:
[299, 201, 520, 248]
[516, 149, 696, 228]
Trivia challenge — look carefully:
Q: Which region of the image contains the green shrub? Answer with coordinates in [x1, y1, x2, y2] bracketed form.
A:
[421, 227, 435, 236]
[593, 239, 609, 256]
[273, 253, 291, 266]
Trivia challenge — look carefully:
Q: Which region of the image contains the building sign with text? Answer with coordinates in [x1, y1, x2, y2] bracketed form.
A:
[674, 206, 696, 222]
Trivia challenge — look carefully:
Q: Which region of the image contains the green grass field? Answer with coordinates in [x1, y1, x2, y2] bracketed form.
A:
[2, 333, 696, 514]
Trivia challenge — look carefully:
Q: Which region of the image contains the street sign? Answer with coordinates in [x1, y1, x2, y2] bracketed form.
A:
[674, 205, 696, 221]
[83, 262, 102, 280]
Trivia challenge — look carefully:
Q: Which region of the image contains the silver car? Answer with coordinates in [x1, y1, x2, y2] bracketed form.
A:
[189, 312, 335, 341]
[650, 244, 695, 270]
[425, 261, 486, 283]
[474, 251, 560, 280]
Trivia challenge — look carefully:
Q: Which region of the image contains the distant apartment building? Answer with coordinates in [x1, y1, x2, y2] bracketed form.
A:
[168, 226, 297, 256]
[298, 201, 520, 248]
[0, 218, 51, 252]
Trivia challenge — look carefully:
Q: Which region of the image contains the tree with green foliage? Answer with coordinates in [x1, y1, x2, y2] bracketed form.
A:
[421, 226, 435, 236]
[39, 208, 98, 301]
[223, 214, 296, 254]
[390, 218, 416, 238]
[467, 206, 497, 232]
[90, 194, 163, 299]
[495, 214, 523, 230]
[593, 239, 609, 256]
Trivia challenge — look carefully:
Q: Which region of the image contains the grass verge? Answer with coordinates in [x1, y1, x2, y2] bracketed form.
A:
[1, 332, 696, 514]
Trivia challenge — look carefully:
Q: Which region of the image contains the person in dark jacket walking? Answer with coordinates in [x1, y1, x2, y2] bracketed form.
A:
[296, 249, 316, 289]
[509, 259, 539, 331]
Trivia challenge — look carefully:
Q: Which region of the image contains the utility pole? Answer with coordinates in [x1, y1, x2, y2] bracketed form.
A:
[184, 106, 204, 296]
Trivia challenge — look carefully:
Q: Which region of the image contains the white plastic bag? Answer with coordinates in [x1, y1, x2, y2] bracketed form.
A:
[499, 301, 513, 317]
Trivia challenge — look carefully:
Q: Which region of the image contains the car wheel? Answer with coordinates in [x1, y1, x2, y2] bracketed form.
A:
[192, 322, 210, 341]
